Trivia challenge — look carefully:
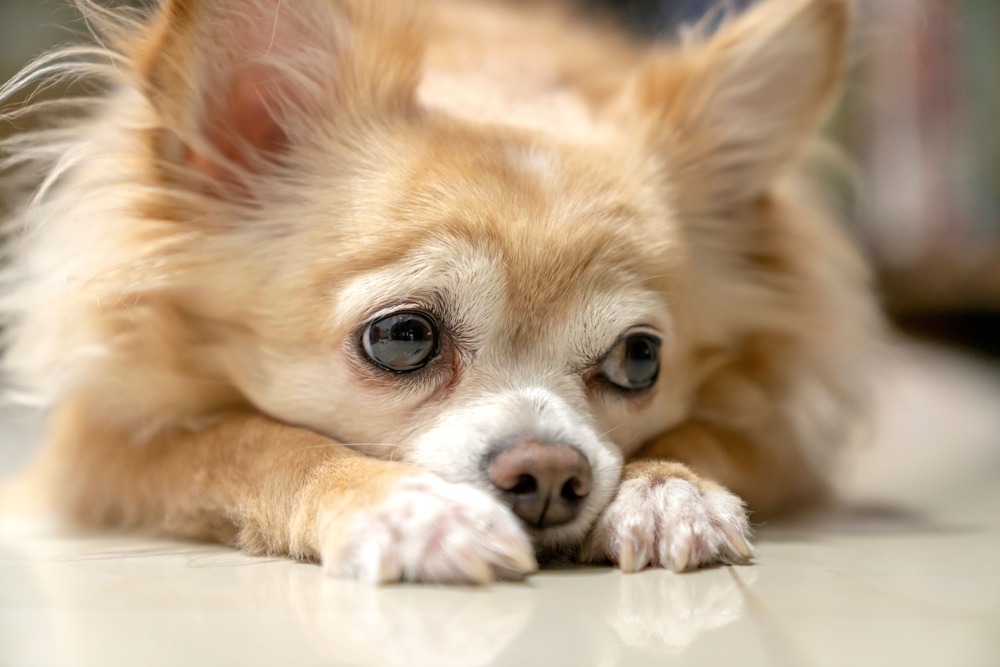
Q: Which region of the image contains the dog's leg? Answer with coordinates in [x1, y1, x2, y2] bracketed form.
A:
[628, 420, 830, 516]
[36, 401, 536, 584]
[582, 418, 832, 571]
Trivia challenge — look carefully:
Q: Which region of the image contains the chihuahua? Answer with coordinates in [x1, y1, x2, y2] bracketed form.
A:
[0, 0, 879, 583]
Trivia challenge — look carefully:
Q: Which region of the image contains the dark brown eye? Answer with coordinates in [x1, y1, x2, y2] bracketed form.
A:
[600, 333, 660, 391]
[362, 311, 439, 373]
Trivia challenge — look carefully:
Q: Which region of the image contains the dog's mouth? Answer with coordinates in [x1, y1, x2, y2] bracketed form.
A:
[533, 545, 583, 566]
[528, 524, 611, 569]
[512, 510, 599, 555]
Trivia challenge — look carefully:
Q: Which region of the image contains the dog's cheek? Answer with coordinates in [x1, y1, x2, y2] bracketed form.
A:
[221, 338, 427, 446]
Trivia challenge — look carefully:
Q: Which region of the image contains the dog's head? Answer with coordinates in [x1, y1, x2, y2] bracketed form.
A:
[100, 0, 851, 547]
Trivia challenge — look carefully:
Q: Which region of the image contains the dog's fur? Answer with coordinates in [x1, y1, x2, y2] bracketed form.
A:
[0, 0, 880, 582]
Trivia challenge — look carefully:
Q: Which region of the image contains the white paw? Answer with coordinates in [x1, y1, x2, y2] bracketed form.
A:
[323, 476, 537, 584]
[581, 475, 754, 572]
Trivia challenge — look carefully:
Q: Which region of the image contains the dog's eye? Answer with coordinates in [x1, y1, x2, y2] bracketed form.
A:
[362, 311, 439, 373]
[600, 333, 660, 391]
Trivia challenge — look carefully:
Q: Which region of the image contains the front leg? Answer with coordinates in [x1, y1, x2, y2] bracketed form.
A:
[581, 461, 754, 572]
[34, 400, 535, 584]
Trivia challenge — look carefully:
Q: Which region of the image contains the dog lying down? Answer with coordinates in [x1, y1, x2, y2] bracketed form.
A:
[0, 0, 879, 583]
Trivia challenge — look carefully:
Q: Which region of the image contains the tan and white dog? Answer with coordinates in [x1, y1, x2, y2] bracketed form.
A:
[0, 0, 879, 583]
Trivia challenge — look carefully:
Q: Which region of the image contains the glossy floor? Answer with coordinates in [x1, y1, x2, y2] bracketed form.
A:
[1, 342, 999, 666]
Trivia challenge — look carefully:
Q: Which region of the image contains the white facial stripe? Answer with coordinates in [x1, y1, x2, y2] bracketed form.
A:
[403, 385, 623, 546]
[507, 145, 562, 186]
[418, 71, 617, 144]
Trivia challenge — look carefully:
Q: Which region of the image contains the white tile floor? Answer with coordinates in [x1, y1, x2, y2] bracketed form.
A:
[1, 341, 999, 666]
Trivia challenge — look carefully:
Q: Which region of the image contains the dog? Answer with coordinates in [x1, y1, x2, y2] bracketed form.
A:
[0, 0, 879, 583]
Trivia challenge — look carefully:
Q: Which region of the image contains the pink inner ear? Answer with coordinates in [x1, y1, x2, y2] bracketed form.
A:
[187, 66, 291, 181]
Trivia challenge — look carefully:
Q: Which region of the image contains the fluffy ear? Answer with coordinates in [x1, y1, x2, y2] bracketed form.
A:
[134, 0, 423, 184]
[633, 0, 851, 213]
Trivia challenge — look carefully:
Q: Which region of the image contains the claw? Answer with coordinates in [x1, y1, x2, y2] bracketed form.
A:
[732, 531, 755, 560]
[671, 540, 690, 572]
[508, 547, 539, 575]
[464, 552, 494, 585]
[375, 547, 400, 584]
[618, 539, 637, 573]
[718, 520, 755, 560]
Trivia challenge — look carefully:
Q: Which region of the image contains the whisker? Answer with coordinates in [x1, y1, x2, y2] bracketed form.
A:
[596, 421, 629, 439]
[279, 442, 405, 456]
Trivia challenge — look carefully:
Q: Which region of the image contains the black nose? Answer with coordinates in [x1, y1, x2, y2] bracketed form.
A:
[484, 439, 592, 529]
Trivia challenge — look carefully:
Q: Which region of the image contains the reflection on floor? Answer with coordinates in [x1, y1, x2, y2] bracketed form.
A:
[2, 341, 999, 667]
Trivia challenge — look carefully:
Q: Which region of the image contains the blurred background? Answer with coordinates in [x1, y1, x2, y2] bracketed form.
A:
[2, 0, 998, 355]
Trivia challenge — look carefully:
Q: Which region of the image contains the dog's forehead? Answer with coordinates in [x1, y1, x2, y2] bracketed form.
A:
[329, 120, 679, 348]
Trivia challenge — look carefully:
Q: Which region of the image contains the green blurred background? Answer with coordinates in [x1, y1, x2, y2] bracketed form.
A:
[2, 0, 998, 353]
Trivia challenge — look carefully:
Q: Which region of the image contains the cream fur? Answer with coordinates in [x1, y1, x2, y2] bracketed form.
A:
[0, 0, 881, 583]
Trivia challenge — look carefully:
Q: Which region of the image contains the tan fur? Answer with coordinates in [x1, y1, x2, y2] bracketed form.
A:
[1, 0, 880, 582]
[35, 399, 417, 561]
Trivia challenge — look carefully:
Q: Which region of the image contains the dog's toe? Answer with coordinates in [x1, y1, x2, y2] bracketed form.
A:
[322, 475, 537, 584]
[582, 474, 754, 572]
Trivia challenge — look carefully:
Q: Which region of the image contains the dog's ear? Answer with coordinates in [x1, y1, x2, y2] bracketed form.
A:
[633, 0, 850, 213]
[134, 0, 423, 185]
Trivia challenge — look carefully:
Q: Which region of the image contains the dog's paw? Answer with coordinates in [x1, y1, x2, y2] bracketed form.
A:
[580, 468, 754, 573]
[322, 475, 537, 584]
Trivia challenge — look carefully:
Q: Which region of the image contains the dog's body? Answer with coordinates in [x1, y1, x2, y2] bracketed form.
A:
[0, 0, 879, 582]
